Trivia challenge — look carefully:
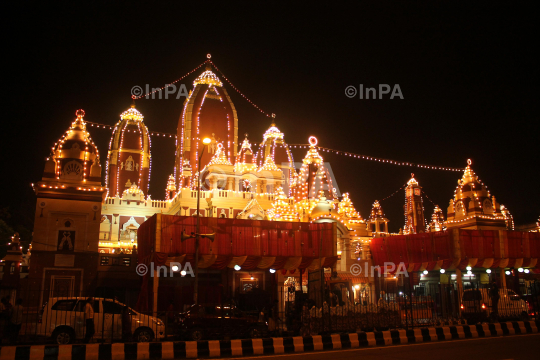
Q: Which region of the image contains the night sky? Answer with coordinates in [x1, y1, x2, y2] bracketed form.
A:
[2, 2, 538, 234]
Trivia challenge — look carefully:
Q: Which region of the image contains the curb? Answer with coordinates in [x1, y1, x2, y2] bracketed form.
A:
[0, 320, 538, 360]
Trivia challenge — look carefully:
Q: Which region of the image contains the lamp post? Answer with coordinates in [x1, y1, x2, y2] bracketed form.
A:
[194, 137, 212, 305]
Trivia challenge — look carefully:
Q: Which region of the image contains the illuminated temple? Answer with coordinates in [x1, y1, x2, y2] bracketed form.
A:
[14, 59, 537, 312]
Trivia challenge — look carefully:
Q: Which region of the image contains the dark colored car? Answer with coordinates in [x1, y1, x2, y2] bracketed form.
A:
[176, 303, 267, 341]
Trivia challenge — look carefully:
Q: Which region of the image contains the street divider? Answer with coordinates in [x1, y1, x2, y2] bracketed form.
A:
[1, 320, 538, 360]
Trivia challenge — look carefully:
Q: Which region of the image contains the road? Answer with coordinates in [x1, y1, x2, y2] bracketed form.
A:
[228, 333, 540, 360]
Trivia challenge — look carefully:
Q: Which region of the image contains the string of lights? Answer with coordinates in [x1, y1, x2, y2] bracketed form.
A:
[421, 190, 437, 206]
[208, 59, 271, 117]
[123, 58, 461, 172]
[380, 184, 407, 202]
[131, 61, 207, 100]
[84, 129, 464, 172]
[286, 144, 463, 172]
[86, 121, 176, 138]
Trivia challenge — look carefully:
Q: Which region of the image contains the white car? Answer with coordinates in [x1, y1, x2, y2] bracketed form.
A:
[37, 297, 165, 344]
[461, 288, 528, 321]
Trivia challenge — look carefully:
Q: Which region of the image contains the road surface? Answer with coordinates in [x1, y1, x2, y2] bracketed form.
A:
[227, 333, 540, 360]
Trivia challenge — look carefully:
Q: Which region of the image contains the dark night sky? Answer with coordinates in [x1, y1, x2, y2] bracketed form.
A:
[1, 2, 538, 233]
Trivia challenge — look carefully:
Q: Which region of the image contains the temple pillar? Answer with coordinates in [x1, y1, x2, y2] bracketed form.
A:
[209, 177, 217, 190]
[227, 177, 234, 191]
[259, 180, 267, 194]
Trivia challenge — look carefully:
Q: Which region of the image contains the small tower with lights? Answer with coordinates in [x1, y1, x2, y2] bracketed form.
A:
[445, 159, 510, 230]
[291, 137, 336, 201]
[403, 174, 426, 234]
[368, 200, 389, 236]
[427, 205, 445, 232]
[165, 174, 177, 200]
[105, 104, 151, 198]
[253, 116, 295, 194]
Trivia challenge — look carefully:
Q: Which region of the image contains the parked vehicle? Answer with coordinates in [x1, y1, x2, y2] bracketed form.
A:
[176, 303, 267, 341]
[37, 297, 165, 344]
[521, 282, 540, 317]
[461, 288, 528, 323]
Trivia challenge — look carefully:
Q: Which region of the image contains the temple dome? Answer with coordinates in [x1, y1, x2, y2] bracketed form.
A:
[235, 134, 256, 172]
[311, 194, 334, 218]
[175, 60, 238, 188]
[46, 109, 101, 184]
[120, 105, 144, 121]
[253, 118, 295, 191]
[451, 159, 493, 215]
[193, 64, 223, 87]
[208, 143, 232, 166]
[369, 200, 387, 220]
[446, 159, 510, 230]
[291, 136, 336, 201]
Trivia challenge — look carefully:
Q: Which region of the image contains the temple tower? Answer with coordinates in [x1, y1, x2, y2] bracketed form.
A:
[105, 105, 151, 197]
[403, 174, 426, 234]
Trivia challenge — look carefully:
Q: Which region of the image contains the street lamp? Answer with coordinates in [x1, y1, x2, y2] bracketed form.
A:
[194, 137, 212, 306]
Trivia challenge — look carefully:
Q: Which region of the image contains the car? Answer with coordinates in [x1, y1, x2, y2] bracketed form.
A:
[461, 288, 528, 323]
[176, 303, 267, 341]
[37, 297, 165, 344]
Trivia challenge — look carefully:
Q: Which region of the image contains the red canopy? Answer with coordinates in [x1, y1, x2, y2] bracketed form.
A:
[370, 230, 540, 272]
[137, 214, 337, 269]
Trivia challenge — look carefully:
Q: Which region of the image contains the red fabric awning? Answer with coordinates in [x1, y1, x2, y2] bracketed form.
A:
[370, 230, 540, 272]
[138, 215, 336, 261]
